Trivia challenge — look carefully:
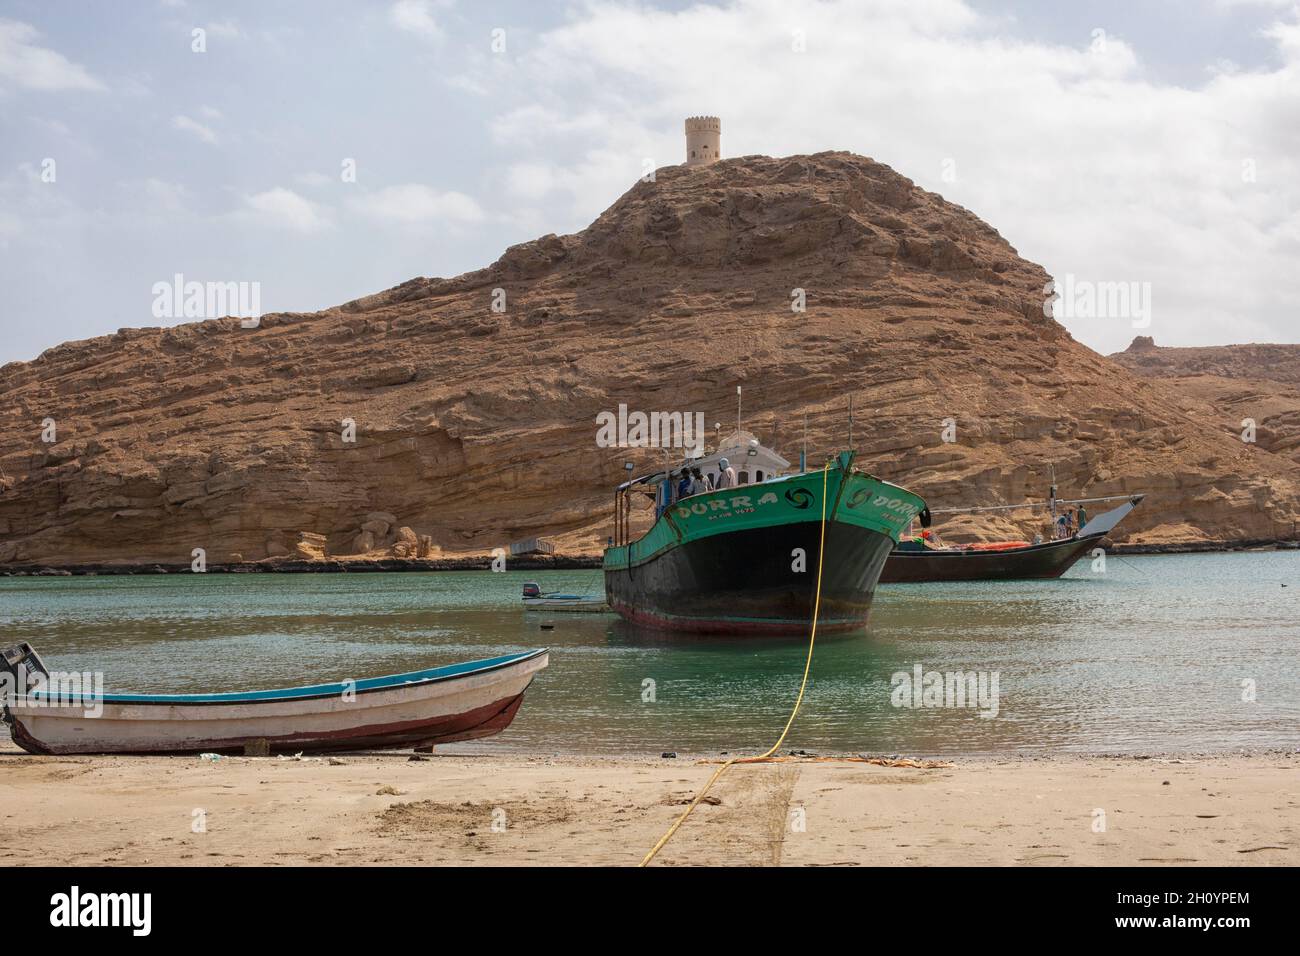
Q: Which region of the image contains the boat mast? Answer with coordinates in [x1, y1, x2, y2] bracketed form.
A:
[736, 385, 742, 437]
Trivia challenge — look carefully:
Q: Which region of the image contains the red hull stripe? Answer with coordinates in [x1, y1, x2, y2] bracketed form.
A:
[609, 601, 863, 636]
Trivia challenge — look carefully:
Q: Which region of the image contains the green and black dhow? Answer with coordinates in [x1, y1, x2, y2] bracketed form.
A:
[603, 432, 926, 635]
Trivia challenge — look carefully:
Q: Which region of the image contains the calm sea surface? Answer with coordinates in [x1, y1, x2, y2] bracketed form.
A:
[1, 552, 1296, 756]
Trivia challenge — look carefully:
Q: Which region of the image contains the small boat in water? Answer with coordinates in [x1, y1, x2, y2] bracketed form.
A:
[604, 431, 927, 635]
[879, 494, 1145, 583]
[521, 582, 610, 612]
[0, 642, 548, 755]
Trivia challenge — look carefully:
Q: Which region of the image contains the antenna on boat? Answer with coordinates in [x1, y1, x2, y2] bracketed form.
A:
[848, 394, 854, 451]
[1049, 463, 1058, 518]
[801, 410, 807, 473]
[736, 385, 742, 437]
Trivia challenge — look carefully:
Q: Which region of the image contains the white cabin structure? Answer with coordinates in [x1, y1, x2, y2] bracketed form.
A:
[688, 429, 791, 485]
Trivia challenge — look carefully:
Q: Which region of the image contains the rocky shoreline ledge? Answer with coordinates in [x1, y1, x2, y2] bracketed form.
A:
[1112, 538, 1300, 555]
[0, 554, 604, 576]
[1, 539, 1295, 576]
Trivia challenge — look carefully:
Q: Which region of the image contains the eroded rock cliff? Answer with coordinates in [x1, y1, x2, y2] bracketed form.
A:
[2, 152, 1297, 565]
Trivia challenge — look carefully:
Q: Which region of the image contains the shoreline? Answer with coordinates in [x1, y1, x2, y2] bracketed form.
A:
[2, 746, 1293, 866]
[2, 538, 1297, 577]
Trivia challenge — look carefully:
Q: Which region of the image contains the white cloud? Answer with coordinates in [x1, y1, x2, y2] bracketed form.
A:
[237, 187, 333, 234]
[172, 114, 217, 144]
[297, 171, 334, 188]
[348, 184, 485, 224]
[1263, 16, 1300, 58]
[0, 19, 105, 92]
[205, 20, 241, 40]
[33, 117, 73, 136]
[505, 163, 557, 201]
[389, 1, 443, 40]
[1214, 0, 1296, 8]
[472, 0, 1300, 351]
[0, 208, 20, 240]
[0, 162, 83, 246]
[445, 72, 488, 96]
[135, 178, 193, 214]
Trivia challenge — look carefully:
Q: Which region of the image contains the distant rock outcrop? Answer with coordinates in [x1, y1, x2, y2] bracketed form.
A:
[2, 152, 1299, 565]
[1110, 336, 1300, 471]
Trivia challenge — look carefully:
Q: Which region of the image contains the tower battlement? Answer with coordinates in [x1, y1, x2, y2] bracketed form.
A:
[684, 116, 721, 166]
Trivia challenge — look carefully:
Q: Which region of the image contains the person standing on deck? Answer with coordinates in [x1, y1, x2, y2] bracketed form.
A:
[678, 469, 693, 501]
[1077, 504, 1088, 531]
[716, 457, 737, 490]
[690, 468, 707, 496]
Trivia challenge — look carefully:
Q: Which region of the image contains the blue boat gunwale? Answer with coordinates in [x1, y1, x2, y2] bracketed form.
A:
[20, 648, 548, 708]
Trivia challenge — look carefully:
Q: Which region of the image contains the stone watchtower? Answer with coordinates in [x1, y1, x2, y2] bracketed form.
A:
[685, 116, 721, 167]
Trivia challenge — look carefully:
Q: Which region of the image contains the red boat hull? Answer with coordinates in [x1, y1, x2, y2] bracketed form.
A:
[9, 692, 529, 756]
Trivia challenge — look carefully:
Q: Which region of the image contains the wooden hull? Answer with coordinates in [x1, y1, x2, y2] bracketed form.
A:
[880, 534, 1103, 583]
[5, 650, 548, 756]
[605, 518, 895, 634]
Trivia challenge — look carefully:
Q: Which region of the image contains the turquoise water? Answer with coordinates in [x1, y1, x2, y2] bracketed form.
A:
[1, 552, 1296, 756]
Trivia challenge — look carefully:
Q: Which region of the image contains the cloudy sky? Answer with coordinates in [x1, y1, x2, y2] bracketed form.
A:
[1, 0, 1297, 364]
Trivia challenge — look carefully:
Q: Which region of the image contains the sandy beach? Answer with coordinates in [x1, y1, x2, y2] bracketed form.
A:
[1, 744, 1293, 867]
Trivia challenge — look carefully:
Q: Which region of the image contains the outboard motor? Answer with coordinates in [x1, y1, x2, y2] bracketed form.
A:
[1, 643, 47, 683]
[1, 643, 49, 725]
[522, 582, 542, 600]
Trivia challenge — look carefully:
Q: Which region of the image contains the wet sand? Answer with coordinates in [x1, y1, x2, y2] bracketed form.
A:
[0, 745, 1294, 866]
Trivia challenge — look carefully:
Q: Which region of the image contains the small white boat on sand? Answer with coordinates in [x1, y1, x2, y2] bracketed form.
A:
[0, 642, 548, 756]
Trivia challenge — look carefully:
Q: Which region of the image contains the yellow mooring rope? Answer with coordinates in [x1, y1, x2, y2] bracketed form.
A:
[639, 461, 831, 867]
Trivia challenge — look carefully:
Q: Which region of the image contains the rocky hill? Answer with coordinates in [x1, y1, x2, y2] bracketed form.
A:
[1110, 336, 1300, 472]
[2, 152, 1298, 567]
